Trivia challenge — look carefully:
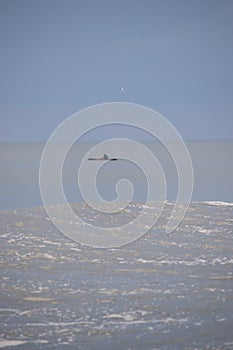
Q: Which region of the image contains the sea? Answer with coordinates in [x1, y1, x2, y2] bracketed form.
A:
[0, 141, 233, 349]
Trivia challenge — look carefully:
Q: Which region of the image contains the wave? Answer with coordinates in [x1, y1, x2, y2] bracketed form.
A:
[1, 200, 233, 214]
[201, 201, 233, 207]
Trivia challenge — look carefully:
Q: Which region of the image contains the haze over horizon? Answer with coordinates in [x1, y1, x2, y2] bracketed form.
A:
[1, 0, 233, 142]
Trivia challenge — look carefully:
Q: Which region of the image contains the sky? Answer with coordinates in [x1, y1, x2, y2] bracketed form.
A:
[0, 0, 233, 142]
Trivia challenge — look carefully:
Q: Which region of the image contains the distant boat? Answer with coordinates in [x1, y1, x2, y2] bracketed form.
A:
[88, 154, 118, 161]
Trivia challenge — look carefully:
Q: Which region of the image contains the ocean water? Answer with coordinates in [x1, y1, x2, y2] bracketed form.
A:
[0, 141, 233, 210]
[0, 201, 233, 349]
[0, 141, 233, 349]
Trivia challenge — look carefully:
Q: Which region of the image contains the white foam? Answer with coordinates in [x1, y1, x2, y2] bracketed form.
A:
[104, 313, 136, 322]
[136, 258, 155, 264]
[0, 340, 48, 348]
[1, 233, 12, 238]
[103, 310, 151, 324]
[197, 228, 215, 234]
[203, 201, 233, 207]
[0, 340, 27, 348]
[0, 309, 18, 313]
[103, 313, 188, 326]
[42, 240, 61, 246]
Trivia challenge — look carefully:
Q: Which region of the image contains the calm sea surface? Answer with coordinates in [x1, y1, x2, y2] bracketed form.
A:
[1, 141, 233, 210]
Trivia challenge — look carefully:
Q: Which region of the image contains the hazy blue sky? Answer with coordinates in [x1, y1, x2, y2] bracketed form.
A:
[1, 0, 233, 142]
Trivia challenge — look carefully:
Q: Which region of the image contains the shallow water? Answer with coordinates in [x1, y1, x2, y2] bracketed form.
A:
[0, 201, 233, 349]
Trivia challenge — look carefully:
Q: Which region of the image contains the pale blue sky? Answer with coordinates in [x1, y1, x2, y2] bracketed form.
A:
[0, 0, 233, 142]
